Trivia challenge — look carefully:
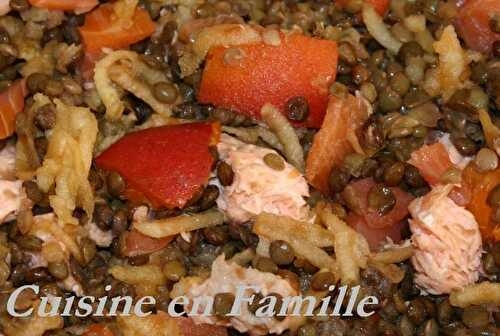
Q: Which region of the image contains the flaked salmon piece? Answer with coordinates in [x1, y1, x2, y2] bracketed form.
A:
[0, 0, 10, 16]
[0, 143, 16, 180]
[217, 134, 310, 223]
[86, 221, 113, 247]
[0, 144, 26, 224]
[409, 185, 482, 295]
[306, 93, 371, 195]
[0, 180, 24, 223]
[178, 255, 298, 335]
[408, 134, 472, 186]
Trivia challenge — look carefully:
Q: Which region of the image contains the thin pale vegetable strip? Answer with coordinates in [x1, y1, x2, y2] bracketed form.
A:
[109, 264, 165, 285]
[94, 50, 139, 120]
[222, 126, 284, 152]
[369, 260, 405, 283]
[108, 64, 175, 117]
[258, 224, 336, 274]
[134, 209, 225, 238]
[371, 246, 414, 264]
[449, 282, 500, 308]
[261, 103, 305, 172]
[318, 203, 370, 268]
[180, 23, 262, 77]
[334, 229, 362, 284]
[32, 217, 84, 264]
[256, 127, 285, 152]
[362, 3, 402, 54]
[36, 99, 97, 225]
[230, 248, 255, 266]
[478, 109, 500, 155]
[319, 206, 370, 284]
[114, 0, 139, 29]
[253, 213, 338, 276]
[254, 212, 335, 247]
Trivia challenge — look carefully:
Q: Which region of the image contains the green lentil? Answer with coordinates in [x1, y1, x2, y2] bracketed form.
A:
[269, 240, 294, 266]
[153, 82, 178, 104]
[263, 153, 285, 171]
[368, 185, 396, 215]
[310, 271, 336, 291]
[48, 261, 69, 280]
[255, 257, 278, 274]
[213, 292, 235, 317]
[162, 260, 186, 282]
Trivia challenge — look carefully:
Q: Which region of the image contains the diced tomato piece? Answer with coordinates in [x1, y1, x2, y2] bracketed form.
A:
[28, 0, 98, 13]
[342, 178, 414, 229]
[407, 142, 454, 186]
[462, 163, 500, 242]
[407, 141, 471, 206]
[305, 94, 370, 194]
[346, 213, 405, 250]
[198, 33, 338, 128]
[175, 317, 228, 336]
[83, 324, 114, 336]
[0, 79, 27, 140]
[336, 0, 390, 16]
[122, 229, 173, 257]
[95, 122, 220, 209]
[455, 0, 500, 54]
[79, 4, 156, 53]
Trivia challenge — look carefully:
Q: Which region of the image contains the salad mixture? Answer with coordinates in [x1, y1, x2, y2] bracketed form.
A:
[0, 0, 498, 335]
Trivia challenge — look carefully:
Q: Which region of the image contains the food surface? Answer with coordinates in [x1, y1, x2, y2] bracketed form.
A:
[0, 0, 498, 336]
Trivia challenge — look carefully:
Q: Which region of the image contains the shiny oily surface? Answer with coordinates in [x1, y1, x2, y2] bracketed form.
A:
[153, 82, 178, 104]
[368, 185, 396, 215]
[286, 96, 310, 122]
[269, 240, 295, 265]
[310, 271, 336, 291]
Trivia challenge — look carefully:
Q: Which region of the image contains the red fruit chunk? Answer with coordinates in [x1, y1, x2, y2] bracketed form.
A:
[346, 213, 406, 250]
[198, 33, 338, 128]
[95, 122, 220, 209]
[79, 3, 156, 53]
[455, 0, 500, 54]
[122, 229, 173, 257]
[342, 178, 414, 229]
[408, 142, 454, 186]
